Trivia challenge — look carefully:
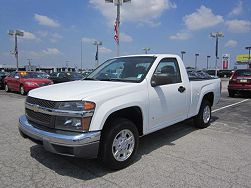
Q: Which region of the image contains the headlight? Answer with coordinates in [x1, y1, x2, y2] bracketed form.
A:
[57, 101, 95, 111]
[55, 116, 92, 132]
[55, 101, 95, 132]
[25, 82, 38, 86]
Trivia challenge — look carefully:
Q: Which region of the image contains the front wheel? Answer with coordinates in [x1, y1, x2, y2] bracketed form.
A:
[99, 118, 139, 170]
[5, 83, 10, 92]
[193, 100, 211, 129]
[20, 85, 26, 95]
[228, 90, 235, 97]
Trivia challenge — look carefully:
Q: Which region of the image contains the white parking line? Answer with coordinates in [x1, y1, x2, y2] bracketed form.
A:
[212, 99, 249, 113]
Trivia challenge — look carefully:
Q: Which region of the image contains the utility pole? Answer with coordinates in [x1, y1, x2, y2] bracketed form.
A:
[206, 56, 211, 70]
[143, 48, 150, 54]
[81, 39, 83, 73]
[245, 46, 251, 69]
[181, 51, 186, 61]
[93, 41, 102, 67]
[210, 32, 224, 76]
[27, 58, 32, 71]
[8, 30, 24, 71]
[195, 53, 199, 70]
[105, 0, 131, 57]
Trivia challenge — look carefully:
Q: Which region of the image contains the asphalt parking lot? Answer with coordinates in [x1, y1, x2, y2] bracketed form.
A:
[0, 79, 250, 188]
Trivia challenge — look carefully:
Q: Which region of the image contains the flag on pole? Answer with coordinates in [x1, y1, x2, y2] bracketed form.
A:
[114, 20, 119, 44]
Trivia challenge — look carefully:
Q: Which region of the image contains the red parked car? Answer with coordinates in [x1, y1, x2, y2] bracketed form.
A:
[4, 71, 53, 95]
[228, 69, 251, 97]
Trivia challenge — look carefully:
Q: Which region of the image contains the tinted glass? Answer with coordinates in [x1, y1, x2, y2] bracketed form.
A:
[20, 72, 47, 79]
[153, 58, 181, 84]
[235, 69, 251, 76]
[87, 56, 156, 82]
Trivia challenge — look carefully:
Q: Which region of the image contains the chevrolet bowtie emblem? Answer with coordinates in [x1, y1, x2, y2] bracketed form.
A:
[31, 104, 40, 112]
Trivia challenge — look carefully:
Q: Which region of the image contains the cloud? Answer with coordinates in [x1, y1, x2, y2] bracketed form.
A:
[37, 31, 62, 43]
[120, 33, 133, 42]
[183, 5, 224, 30]
[42, 48, 62, 55]
[50, 33, 63, 43]
[99, 47, 112, 54]
[169, 31, 191, 40]
[90, 0, 176, 26]
[34, 14, 60, 27]
[22, 30, 38, 40]
[81, 37, 96, 43]
[225, 19, 251, 33]
[225, 40, 238, 48]
[229, 1, 243, 16]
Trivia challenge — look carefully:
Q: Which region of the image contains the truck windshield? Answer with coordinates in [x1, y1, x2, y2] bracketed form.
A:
[86, 56, 156, 83]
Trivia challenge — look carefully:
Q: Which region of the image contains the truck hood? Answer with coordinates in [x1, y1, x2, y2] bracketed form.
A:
[28, 80, 138, 101]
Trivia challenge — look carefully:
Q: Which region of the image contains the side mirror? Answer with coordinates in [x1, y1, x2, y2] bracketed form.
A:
[151, 74, 172, 87]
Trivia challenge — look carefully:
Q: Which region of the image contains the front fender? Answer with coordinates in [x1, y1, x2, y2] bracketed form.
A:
[88, 91, 148, 133]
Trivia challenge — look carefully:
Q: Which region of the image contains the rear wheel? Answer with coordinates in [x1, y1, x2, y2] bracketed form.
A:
[228, 90, 235, 97]
[99, 118, 139, 170]
[5, 83, 10, 92]
[193, 100, 211, 129]
[20, 85, 26, 95]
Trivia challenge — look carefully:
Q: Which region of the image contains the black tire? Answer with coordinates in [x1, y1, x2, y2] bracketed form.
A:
[228, 90, 235, 97]
[99, 118, 139, 170]
[20, 85, 26, 95]
[193, 100, 211, 129]
[5, 83, 10, 92]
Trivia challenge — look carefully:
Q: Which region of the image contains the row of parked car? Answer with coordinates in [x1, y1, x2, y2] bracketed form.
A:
[0, 71, 91, 95]
[1, 69, 250, 97]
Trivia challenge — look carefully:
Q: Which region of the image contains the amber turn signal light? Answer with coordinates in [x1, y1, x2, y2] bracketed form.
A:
[84, 101, 95, 110]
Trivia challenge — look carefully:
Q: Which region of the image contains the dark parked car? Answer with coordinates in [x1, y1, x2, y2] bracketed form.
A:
[218, 70, 233, 78]
[0, 72, 9, 89]
[228, 69, 251, 97]
[49, 72, 83, 84]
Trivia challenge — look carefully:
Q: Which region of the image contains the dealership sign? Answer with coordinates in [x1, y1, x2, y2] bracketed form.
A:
[222, 54, 230, 70]
[236, 54, 251, 64]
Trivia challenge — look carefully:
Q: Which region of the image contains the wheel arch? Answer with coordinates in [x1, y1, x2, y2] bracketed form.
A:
[101, 106, 144, 137]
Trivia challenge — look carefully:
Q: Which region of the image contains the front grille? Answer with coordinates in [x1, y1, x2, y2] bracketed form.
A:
[26, 108, 54, 128]
[26, 96, 57, 109]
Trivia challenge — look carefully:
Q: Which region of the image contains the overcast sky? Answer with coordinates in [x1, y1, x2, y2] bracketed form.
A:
[0, 0, 251, 69]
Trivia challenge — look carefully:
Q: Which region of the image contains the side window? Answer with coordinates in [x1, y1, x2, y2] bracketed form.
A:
[59, 73, 65, 78]
[154, 58, 181, 84]
[14, 72, 20, 78]
[10, 72, 16, 78]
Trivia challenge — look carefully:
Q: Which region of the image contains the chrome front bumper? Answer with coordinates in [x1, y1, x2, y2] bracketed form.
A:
[19, 115, 101, 158]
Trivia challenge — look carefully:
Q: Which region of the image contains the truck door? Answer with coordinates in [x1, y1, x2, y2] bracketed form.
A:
[148, 58, 188, 131]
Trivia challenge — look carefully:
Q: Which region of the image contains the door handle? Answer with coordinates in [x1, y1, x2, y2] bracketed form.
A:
[178, 86, 186, 93]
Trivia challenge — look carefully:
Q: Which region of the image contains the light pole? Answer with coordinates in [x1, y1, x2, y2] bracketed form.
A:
[195, 53, 199, 70]
[206, 56, 211, 70]
[8, 30, 24, 71]
[181, 51, 186, 61]
[210, 32, 224, 75]
[143, 48, 150, 54]
[81, 39, 83, 73]
[245, 46, 251, 69]
[27, 58, 32, 71]
[93, 41, 102, 67]
[105, 0, 131, 57]
[65, 60, 70, 71]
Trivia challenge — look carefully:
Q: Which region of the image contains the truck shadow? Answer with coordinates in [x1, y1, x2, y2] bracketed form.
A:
[30, 119, 208, 180]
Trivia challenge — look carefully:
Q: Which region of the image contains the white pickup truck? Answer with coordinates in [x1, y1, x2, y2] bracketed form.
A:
[19, 54, 221, 169]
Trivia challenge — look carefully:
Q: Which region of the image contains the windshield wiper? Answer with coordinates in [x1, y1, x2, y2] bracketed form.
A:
[99, 78, 124, 82]
[84, 77, 99, 81]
